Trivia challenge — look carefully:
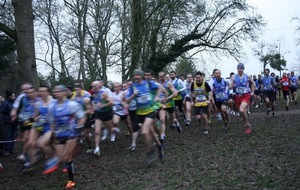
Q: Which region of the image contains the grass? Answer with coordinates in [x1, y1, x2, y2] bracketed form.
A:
[0, 96, 300, 190]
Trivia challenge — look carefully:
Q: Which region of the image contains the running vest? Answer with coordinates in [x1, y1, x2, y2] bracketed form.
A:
[193, 81, 208, 107]
[234, 74, 250, 95]
[35, 99, 54, 132]
[290, 76, 298, 88]
[172, 78, 184, 100]
[92, 90, 111, 112]
[281, 77, 290, 91]
[262, 76, 274, 91]
[72, 91, 90, 110]
[53, 100, 77, 138]
[132, 81, 156, 115]
[159, 80, 175, 108]
[254, 79, 261, 90]
[212, 78, 229, 102]
[112, 91, 127, 116]
[19, 96, 36, 124]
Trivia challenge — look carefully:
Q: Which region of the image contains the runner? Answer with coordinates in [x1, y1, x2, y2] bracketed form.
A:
[183, 73, 194, 126]
[111, 82, 132, 141]
[229, 63, 255, 134]
[27, 85, 55, 172]
[71, 83, 93, 153]
[280, 72, 290, 110]
[262, 69, 277, 116]
[253, 74, 262, 108]
[158, 71, 179, 139]
[90, 81, 119, 156]
[210, 69, 229, 130]
[125, 69, 163, 165]
[46, 85, 86, 189]
[289, 71, 298, 104]
[170, 71, 187, 120]
[190, 71, 211, 135]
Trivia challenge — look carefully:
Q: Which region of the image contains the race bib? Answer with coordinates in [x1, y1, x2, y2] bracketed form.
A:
[236, 87, 247, 94]
[57, 124, 70, 132]
[137, 93, 151, 104]
[196, 95, 206, 102]
[283, 82, 289, 86]
[216, 92, 226, 99]
[264, 84, 273, 90]
[113, 104, 123, 111]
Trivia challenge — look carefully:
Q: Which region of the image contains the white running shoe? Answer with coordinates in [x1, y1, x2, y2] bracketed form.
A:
[101, 128, 108, 141]
[110, 133, 116, 142]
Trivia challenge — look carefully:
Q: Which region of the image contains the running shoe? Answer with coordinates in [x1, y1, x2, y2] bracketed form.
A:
[43, 157, 59, 175]
[245, 126, 252, 135]
[176, 122, 182, 133]
[17, 154, 26, 162]
[93, 149, 100, 156]
[272, 112, 276, 117]
[65, 181, 76, 189]
[185, 120, 190, 126]
[110, 133, 116, 142]
[203, 130, 208, 135]
[129, 144, 136, 152]
[22, 162, 35, 173]
[86, 148, 93, 154]
[101, 128, 108, 141]
[255, 105, 259, 108]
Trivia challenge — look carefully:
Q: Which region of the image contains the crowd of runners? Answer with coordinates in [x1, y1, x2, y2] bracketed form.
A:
[0, 63, 299, 189]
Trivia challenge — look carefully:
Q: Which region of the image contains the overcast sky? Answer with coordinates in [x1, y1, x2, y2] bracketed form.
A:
[217, 0, 300, 77]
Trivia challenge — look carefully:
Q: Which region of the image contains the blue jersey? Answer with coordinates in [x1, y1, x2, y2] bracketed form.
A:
[290, 76, 298, 88]
[127, 80, 158, 115]
[212, 78, 229, 102]
[262, 76, 275, 91]
[18, 96, 37, 122]
[234, 74, 250, 95]
[52, 100, 84, 138]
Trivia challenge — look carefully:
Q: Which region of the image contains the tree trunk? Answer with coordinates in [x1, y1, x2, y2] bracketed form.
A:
[12, 0, 38, 88]
[129, 0, 142, 76]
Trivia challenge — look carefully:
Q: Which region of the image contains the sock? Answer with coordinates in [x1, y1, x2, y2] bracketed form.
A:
[67, 161, 74, 181]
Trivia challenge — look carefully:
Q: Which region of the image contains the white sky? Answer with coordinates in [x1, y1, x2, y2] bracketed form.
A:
[217, 0, 300, 78]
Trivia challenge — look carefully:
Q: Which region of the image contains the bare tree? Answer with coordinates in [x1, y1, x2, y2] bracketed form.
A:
[128, 0, 265, 76]
[0, 0, 39, 88]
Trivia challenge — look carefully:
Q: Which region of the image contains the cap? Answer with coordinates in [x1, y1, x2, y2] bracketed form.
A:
[237, 63, 245, 70]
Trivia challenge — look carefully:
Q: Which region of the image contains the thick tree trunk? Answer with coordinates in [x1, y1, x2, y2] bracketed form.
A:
[12, 0, 38, 88]
[129, 0, 142, 76]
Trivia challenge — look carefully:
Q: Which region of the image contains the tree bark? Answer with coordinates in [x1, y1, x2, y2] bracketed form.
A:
[12, 0, 38, 87]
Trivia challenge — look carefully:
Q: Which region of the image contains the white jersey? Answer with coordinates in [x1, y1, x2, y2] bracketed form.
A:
[112, 91, 127, 116]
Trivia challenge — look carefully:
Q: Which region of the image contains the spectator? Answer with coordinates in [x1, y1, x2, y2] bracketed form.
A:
[0, 90, 17, 156]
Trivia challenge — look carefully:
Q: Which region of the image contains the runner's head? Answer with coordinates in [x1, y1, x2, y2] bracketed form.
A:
[214, 69, 221, 79]
[264, 69, 270, 77]
[237, 63, 244, 75]
[133, 69, 144, 83]
[170, 71, 177, 80]
[194, 71, 204, 83]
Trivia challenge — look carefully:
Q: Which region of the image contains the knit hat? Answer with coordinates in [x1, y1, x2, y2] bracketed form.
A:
[237, 63, 245, 70]
[133, 69, 144, 77]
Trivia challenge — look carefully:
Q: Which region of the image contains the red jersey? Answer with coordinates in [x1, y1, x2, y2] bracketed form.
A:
[281, 77, 290, 91]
